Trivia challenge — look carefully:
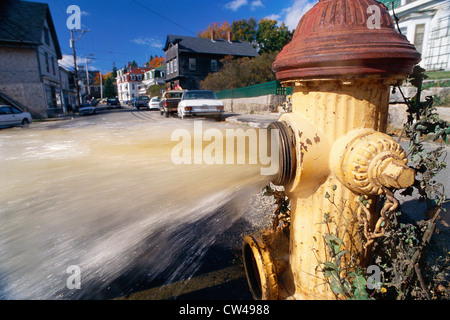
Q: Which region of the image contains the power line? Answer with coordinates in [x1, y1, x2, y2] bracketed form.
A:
[130, 0, 197, 36]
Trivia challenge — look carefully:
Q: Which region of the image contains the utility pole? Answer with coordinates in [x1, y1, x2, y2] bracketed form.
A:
[100, 69, 103, 100]
[85, 54, 95, 100]
[69, 29, 89, 107]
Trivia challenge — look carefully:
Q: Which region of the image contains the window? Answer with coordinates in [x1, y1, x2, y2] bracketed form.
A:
[211, 59, 218, 72]
[174, 58, 178, 73]
[170, 60, 173, 74]
[51, 57, 55, 75]
[131, 75, 136, 81]
[189, 58, 196, 71]
[45, 52, 49, 73]
[414, 24, 425, 54]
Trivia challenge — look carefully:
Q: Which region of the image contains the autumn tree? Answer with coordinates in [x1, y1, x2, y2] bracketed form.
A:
[149, 55, 165, 69]
[200, 51, 278, 91]
[231, 18, 257, 43]
[197, 22, 232, 40]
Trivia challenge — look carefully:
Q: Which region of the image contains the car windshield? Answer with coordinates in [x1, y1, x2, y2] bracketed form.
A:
[184, 91, 217, 100]
[108, 98, 118, 102]
[138, 96, 149, 100]
[167, 92, 183, 99]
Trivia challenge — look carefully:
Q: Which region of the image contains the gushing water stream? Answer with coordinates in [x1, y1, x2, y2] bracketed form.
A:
[0, 117, 274, 299]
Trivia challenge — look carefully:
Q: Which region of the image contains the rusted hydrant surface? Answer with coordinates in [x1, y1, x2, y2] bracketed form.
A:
[243, 0, 420, 300]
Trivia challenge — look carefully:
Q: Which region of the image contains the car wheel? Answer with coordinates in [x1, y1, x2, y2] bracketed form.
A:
[21, 118, 29, 127]
[165, 110, 169, 118]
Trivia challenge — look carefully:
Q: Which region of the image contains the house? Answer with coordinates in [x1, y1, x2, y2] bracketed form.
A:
[77, 69, 102, 101]
[138, 64, 166, 95]
[379, 0, 450, 71]
[162, 33, 259, 90]
[0, 0, 63, 118]
[59, 67, 77, 113]
[116, 64, 150, 103]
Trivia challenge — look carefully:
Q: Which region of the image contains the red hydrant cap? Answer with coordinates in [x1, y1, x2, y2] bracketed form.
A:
[273, 0, 421, 81]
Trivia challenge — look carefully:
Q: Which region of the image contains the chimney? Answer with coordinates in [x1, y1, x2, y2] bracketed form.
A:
[211, 30, 215, 42]
[227, 31, 233, 43]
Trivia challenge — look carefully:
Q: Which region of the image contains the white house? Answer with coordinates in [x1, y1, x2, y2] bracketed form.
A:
[116, 65, 150, 102]
[381, 0, 450, 71]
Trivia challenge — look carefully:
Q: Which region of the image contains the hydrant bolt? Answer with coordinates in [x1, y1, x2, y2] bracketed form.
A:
[378, 158, 415, 190]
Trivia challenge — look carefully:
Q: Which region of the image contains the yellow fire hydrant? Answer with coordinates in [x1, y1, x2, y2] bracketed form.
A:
[243, 0, 421, 300]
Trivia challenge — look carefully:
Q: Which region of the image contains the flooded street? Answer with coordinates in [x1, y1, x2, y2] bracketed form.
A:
[0, 110, 274, 300]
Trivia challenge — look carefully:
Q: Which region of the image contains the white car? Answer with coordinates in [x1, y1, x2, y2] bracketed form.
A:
[149, 97, 160, 110]
[177, 90, 224, 121]
[0, 105, 32, 128]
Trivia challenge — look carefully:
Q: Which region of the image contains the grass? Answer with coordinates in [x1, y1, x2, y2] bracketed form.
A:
[425, 71, 450, 80]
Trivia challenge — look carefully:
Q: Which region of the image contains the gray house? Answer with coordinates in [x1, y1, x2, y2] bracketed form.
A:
[0, 0, 63, 118]
[163, 34, 259, 90]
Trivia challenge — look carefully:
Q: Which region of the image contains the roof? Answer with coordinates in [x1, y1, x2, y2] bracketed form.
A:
[0, 0, 62, 59]
[127, 67, 150, 74]
[163, 35, 258, 58]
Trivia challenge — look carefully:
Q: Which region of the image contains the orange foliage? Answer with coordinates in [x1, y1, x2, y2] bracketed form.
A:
[198, 22, 232, 40]
[149, 56, 165, 69]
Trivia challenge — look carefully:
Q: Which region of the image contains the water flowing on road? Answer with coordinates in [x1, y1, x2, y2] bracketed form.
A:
[0, 115, 274, 299]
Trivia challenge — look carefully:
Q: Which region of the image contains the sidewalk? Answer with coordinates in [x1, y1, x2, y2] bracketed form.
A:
[224, 112, 280, 128]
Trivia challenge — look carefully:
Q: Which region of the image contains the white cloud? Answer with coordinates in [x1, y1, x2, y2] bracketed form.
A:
[225, 0, 248, 11]
[264, 13, 282, 21]
[250, 0, 264, 10]
[131, 37, 163, 48]
[283, 0, 315, 30]
[80, 11, 90, 16]
[58, 54, 97, 71]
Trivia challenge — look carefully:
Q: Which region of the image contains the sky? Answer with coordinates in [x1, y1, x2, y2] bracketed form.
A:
[31, 0, 317, 74]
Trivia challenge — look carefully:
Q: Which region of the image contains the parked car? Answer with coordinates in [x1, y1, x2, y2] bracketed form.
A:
[0, 105, 32, 128]
[160, 90, 185, 117]
[133, 96, 150, 110]
[78, 103, 96, 116]
[90, 99, 99, 106]
[177, 90, 224, 121]
[106, 97, 121, 109]
[149, 97, 160, 110]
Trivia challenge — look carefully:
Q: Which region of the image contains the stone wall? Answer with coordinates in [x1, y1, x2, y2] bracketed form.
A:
[221, 94, 286, 113]
[0, 47, 47, 118]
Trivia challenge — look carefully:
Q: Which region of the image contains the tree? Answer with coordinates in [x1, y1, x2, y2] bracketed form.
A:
[103, 76, 116, 98]
[149, 56, 165, 69]
[197, 22, 232, 40]
[200, 52, 278, 91]
[231, 18, 257, 43]
[256, 19, 293, 53]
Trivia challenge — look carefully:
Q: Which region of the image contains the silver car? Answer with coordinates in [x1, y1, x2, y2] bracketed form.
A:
[0, 105, 32, 128]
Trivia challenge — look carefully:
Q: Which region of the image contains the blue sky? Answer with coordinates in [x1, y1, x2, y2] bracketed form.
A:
[31, 0, 316, 73]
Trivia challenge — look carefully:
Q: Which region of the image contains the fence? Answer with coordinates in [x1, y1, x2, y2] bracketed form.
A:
[215, 81, 293, 99]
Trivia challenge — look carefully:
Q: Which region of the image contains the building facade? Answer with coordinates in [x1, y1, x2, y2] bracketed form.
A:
[138, 64, 166, 96]
[163, 34, 259, 90]
[116, 65, 150, 103]
[380, 0, 450, 71]
[0, 0, 64, 118]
